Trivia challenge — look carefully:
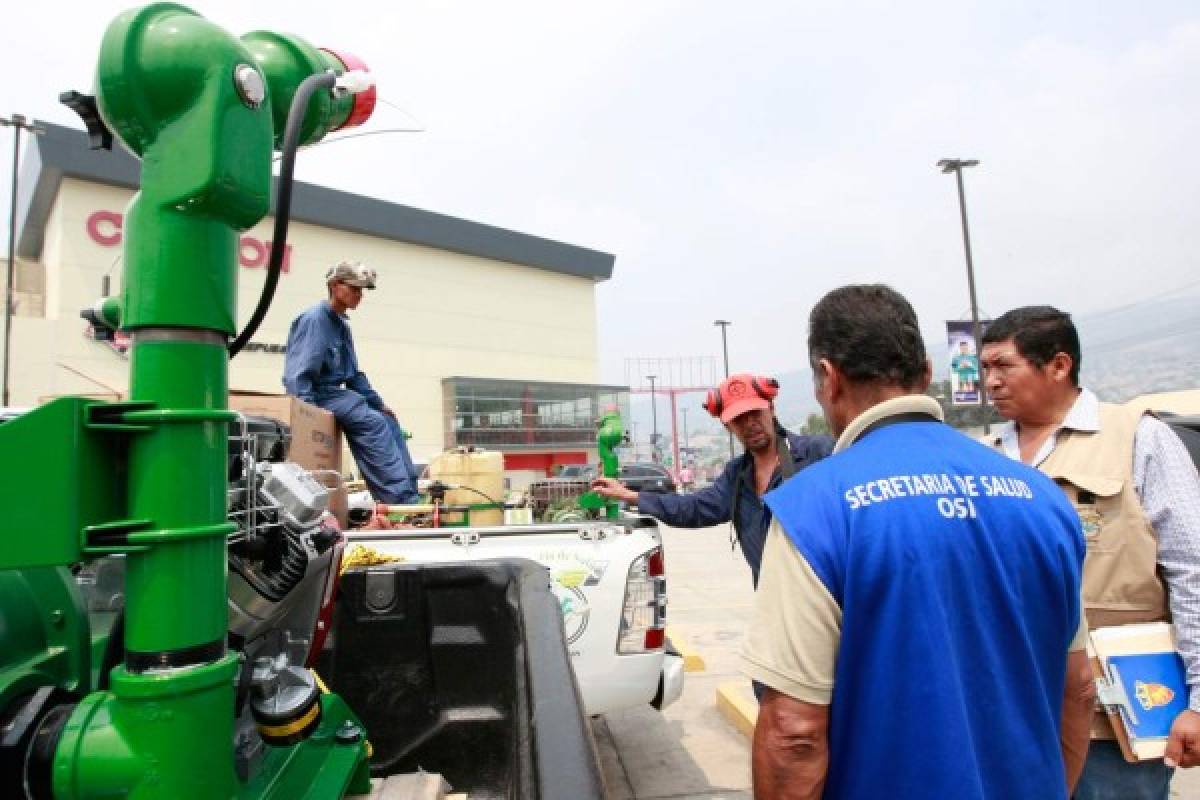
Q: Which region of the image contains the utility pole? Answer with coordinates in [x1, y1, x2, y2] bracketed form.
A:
[646, 374, 658, 461]
[2, 114, 45, 407]
[937, 158, 989, 434]
[713, 320, 731, 377]
[713, 319, 733, 457]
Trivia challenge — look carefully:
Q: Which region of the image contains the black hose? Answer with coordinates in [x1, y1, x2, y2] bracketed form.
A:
[453, 484, 502, 507]
[229, 71, 338, 358]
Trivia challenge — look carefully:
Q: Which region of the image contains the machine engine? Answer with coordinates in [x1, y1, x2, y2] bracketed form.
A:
[227, 418, 346, 779]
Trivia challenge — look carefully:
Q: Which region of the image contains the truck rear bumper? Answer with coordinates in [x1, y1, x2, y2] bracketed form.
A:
[651, 654, 685, 710]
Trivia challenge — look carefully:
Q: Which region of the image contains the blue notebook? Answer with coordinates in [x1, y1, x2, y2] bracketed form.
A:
[1107, 652, 1188, 745]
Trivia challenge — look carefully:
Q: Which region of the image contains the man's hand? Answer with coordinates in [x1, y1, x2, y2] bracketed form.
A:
[367, 512, 396, 530]
[590, 477, 638, 505]
[1165, 709, 1200, 768]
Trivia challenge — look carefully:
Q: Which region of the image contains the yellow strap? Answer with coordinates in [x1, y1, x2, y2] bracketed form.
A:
[257, 701, 320, 739]
[341, 543, 406, 573]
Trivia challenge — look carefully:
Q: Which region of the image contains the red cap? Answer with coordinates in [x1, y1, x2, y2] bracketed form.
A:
[707, 373, 779, 424]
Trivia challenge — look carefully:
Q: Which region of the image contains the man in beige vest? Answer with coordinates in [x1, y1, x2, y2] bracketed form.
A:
[981, 305, 1200, 799]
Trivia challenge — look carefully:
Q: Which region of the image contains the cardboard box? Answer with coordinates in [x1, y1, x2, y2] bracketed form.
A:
[229, 391, 347, 526]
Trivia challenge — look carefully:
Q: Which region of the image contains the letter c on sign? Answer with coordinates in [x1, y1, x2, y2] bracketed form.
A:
[86, 211, 123, 246]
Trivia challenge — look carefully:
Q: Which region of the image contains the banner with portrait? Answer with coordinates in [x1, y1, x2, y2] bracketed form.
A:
[946, 320, 988, 406]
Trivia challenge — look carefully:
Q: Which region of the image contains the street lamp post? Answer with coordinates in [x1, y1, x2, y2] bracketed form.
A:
[646, 374, 658, 460]
[713, 320, 731, 378]
[937, 158, 989, 434]
[1, 113, 44, 407]
[713, 319, 733, 457]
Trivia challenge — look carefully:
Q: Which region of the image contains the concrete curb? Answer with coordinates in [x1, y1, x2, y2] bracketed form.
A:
[665, 625, 707, 672]
[715, 681, 757, 739]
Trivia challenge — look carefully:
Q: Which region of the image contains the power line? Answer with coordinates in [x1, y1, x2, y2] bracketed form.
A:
[1077, 277, 1200, 322]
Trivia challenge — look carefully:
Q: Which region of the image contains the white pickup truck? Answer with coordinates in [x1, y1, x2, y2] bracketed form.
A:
[344, 516, 685, 715]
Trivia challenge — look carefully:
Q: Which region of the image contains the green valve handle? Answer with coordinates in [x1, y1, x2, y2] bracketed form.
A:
[579, 408, 625, 520]
[595, 409, 624, 479]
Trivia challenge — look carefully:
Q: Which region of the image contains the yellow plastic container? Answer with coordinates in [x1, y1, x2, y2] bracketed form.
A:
[429, 447, 506, 526]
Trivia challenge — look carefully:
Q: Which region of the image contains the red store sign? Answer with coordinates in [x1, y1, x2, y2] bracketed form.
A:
[86, 210, 292, 273]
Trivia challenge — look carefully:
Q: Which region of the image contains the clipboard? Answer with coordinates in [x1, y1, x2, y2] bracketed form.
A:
[1089, 622, 1189, 762]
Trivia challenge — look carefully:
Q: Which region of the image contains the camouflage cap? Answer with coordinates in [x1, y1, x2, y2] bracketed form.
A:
[325, 260, 377, 289]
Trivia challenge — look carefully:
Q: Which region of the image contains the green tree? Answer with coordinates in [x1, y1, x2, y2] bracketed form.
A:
[801, 412, 830, 435]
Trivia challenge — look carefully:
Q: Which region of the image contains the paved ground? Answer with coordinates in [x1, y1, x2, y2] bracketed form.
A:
[593, 521, 1200, 799]
[593, 522, 755, 799]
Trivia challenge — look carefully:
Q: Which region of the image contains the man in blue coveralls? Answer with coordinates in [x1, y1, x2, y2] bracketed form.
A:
[742, 284, 1095, 800]
[590, 372, 832, 587]
[283, 261, 420, 504]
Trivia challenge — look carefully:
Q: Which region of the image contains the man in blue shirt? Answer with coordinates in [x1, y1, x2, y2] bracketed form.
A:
[590, 373, 832, 586]
[742, 285, 1094, 799]
[283, 261, 419, 504]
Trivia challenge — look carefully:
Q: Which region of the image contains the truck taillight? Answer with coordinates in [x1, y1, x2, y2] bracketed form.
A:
[618, 546, 666, 654]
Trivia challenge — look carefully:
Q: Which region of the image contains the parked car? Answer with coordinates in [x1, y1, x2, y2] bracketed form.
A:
[619, 462, 677, 494]
[1162, 413, 1200, 467]
[556, 464, 597, 481]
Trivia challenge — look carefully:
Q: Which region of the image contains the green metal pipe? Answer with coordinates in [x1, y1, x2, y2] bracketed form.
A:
[44, 5, 374, 795]
[54, 655, 241, 798]
[50, 5, 270, 790]
[122, 338, 230, 656]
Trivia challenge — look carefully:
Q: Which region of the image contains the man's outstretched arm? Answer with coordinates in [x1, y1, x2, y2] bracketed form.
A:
[623, 460, 739, 527]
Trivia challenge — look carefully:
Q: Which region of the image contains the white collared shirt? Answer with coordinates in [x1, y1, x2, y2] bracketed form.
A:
[994, 388, 1100, 467]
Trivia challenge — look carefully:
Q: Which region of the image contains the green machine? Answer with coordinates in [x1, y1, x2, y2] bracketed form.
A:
[578, 407, 625, 520]
[0, 4, 378, 797]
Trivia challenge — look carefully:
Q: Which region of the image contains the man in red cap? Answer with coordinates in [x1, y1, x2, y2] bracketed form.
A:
[591, 373, 832, 588]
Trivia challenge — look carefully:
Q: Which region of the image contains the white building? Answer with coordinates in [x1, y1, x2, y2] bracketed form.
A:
[10, 122, 628, 484]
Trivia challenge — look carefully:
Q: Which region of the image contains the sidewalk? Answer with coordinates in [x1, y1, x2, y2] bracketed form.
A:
[596, 521, 753, 798]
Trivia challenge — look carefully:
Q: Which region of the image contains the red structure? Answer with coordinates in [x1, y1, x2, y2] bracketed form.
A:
[624, 357, 721, 479]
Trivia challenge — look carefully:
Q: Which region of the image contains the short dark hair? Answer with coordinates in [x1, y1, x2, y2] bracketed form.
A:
[808, 284, 927, 388]
[982, 306, 1081, 385]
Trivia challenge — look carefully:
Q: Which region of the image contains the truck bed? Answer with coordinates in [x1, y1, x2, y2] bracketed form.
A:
[345, 518, 681, 716]
[324, 559, 604, 799]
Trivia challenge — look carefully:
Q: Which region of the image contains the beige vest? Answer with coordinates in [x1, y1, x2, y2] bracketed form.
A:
[1037, 403, 1168, 630]
[1003, 403, 1168, 739]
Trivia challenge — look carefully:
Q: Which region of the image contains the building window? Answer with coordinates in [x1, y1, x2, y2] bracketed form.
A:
[443, 378, 629, 450]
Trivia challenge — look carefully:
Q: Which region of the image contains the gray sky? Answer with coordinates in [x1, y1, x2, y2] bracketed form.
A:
[4, 1, 1200, 393]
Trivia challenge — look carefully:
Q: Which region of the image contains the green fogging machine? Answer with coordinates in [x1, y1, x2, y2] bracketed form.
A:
[0, 4, 380, 797]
